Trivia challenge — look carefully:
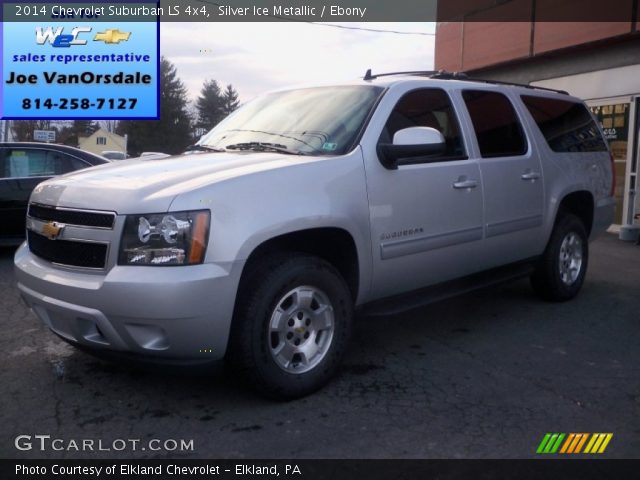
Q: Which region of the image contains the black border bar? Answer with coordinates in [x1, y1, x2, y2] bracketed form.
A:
[1, 0, 639, 22]
[4, 459, 640, 480]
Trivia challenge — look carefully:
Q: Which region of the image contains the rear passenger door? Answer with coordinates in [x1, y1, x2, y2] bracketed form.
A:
[461, 90, 545, 265]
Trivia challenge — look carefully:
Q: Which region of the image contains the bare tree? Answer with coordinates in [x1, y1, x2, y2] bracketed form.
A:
[102, 120, 119, 133]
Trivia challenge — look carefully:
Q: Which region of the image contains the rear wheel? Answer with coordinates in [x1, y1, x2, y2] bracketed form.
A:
[228, 254, 353, 399]
[530, 213, 589, 301]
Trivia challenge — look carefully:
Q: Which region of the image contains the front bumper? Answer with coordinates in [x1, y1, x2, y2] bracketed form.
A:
[14, 243, 242, 362]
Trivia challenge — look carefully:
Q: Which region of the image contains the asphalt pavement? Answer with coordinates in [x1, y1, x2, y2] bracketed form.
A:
[1, 233, 638, 459]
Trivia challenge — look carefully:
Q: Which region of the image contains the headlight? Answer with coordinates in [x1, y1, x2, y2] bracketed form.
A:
[119, 210, 210, 266]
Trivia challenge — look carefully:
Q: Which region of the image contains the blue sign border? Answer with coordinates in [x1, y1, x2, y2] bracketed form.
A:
[0, 0, 161, 120]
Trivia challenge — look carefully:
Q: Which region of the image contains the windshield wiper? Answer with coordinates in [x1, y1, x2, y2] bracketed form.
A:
[225, 142, 307, 155]
[224, 129, 323, 153]
[186, 144, 226, 152]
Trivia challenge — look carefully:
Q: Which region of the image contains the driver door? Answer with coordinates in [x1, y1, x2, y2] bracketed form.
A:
[362, 87, 486, 300]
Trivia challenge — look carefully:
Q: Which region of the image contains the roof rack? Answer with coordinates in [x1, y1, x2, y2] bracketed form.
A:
[461, 76, 569, 95]
[362, 69, 569, 95]
[363, 69, 460, 80]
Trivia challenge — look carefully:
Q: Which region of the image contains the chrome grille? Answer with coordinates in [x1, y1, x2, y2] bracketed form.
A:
[28, 231, 108, 269]
[28, 204, 115, 229]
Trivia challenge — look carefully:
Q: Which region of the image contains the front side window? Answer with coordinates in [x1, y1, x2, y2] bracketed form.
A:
[2, 149, 52, 178]
[1, 149, 88, 178]
[462, 90, 527, 158]
[379, 88, 465, 160]
[522, 95, 607, 152]
[198, 86, 384, 156]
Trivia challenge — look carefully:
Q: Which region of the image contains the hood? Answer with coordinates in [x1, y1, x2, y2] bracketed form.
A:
[30, 152, 311, 214]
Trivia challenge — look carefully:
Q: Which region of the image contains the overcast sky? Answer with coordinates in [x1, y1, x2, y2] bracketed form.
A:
[160, 22, 436, 103]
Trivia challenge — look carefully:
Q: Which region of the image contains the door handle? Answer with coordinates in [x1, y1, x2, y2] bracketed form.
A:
[452, 179, 478, 189]
[521, 171, 540, 181]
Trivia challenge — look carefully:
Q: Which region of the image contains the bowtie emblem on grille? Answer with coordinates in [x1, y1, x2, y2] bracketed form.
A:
[41, 222, 65, 240]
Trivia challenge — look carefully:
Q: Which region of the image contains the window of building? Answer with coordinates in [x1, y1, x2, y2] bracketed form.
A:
[462, 90, 527, 158]
[379, 88, 465, 160]
[589, 102, 630, 224]
[521, 95, 607, 153]
[96, 137, 107, 145]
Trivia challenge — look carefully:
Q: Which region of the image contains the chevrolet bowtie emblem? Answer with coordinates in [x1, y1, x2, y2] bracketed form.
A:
[94, 29, 131, 44]
[42, 222, 65, 241]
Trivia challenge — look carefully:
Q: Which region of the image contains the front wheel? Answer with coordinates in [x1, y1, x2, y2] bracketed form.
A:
[228, 254, 353, 399]
[530, 213, 589, 301]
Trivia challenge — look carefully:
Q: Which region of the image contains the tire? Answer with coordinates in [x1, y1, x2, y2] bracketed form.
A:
[228, 253, 353, 399]
[530, 213, 589, 301]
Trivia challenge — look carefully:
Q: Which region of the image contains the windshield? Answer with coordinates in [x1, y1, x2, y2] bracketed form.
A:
[198, 85, 384, 155]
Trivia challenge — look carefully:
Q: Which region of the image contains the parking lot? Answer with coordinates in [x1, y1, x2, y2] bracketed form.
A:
[1, 233, 639, 459]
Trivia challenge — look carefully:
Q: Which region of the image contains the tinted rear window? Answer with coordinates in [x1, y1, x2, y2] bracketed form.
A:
[462, 90, 527, 158]
[521, 95, 607, 152]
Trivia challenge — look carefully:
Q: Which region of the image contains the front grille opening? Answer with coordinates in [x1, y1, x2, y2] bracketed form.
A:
[28, 231, 107, 269]
[28, 204, 115, 229]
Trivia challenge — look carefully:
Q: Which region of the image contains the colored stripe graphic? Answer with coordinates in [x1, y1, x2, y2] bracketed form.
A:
[560, 433, 575, 453]
[567, 433, 583, 453]
[536, 433, 552, 454]
[598, 434, 613, 453]
[536, 433, 565, 453]
[550, 433, 565, 453]
[574, 433, 589, 453]
[584, 433, 613, 454]
[538, 433, 613, 454]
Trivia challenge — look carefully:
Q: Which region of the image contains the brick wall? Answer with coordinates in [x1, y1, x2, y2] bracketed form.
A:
[435, 0, 638, 71]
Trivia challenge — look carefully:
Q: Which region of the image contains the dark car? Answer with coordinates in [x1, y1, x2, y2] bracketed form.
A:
[0, 142, 109, 245]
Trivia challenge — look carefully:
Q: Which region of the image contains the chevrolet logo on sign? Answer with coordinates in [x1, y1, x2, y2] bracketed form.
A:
[41, 222, 65, 240]
[93, 29, 131, 44]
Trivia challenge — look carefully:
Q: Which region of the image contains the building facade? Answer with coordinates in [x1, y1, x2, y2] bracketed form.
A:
[435, 2, 640, 228]
[78, 129, 127, 157]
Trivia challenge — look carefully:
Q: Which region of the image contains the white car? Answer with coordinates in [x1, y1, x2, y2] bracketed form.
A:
[101, 151, 128, 161]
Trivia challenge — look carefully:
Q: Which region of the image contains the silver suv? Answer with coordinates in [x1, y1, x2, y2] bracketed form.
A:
[14, 71, 615, 398]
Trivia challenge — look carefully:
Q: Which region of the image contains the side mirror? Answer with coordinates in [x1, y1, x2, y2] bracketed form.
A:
[377, 127, 446, 169]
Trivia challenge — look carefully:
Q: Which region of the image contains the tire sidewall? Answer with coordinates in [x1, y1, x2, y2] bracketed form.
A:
[547, 215, 589, 299]
[244, 257, 352, 397]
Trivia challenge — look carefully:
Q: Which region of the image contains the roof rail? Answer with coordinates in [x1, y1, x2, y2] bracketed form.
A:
[363, 69, 459, 80]
[460, 76, 569, 95]
[362, 69, 568, 95]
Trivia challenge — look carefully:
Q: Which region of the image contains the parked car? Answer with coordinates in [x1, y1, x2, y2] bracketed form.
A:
[101, 151, 128, 161]
[14, 72, 615, 398]
[140, 152, 170, 160]
[123, 152, 172, 161]
[0, 142, 109, 245]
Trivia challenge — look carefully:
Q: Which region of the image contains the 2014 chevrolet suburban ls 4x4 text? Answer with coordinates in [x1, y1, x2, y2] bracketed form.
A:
[14, 71, 615, 398]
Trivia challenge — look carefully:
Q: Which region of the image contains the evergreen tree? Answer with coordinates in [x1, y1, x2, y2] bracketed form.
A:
[221, 84, 240, 116]
[118, 57, 192, 155]
[195, 79, 225, 132]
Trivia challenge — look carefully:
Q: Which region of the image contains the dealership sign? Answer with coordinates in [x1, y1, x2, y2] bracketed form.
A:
[1, 3, 159, 119]
[33, 129, 55, 142]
